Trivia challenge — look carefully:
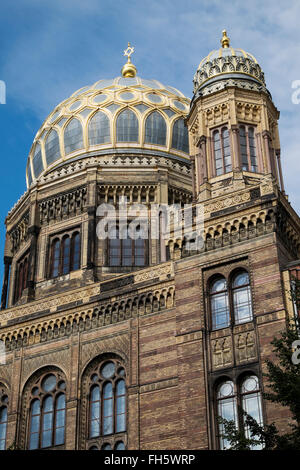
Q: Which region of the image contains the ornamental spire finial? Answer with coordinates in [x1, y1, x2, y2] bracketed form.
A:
[121, 42, 137, 78]
[221, 30, 230, 48]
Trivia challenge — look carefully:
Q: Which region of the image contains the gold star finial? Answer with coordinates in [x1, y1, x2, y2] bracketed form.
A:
[124, 42, 135, 61]
[221, 30, 230, 48]
[121, 42, 137, 78]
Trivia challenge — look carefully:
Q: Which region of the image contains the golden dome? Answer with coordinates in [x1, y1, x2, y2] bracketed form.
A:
[26, 76, 190, 188]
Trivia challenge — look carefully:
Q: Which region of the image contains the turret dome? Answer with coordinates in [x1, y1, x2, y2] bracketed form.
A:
[193, 30, 268, 100]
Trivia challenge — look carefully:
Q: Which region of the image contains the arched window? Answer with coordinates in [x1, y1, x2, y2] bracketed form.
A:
[64, 118, 84, 155]
[62, 236, 71, 275]
[241, 375, 263, 449]
[32, 143, 44, 178]
[116, 109, 139, 142]
[71, 233, 81, 271]
[28, 372, 66, 449]
[213, 127, 232, 176]
[217, 381, 237, 450]
[209, 270, 253, 330]
[108, 226, 147, 267]
[45, 130, 60, 165]
[50, 239, 61, 278]
[210, 277, 230, 330]
[14, 253, 29, 303]
[88, 111, 111, 145]
[217, 375, 263, 450]
[145, 111, 166, 146]
[0, 391, 8, 451]
[49, 230, 81, 278]
[239, 125, 258, 172]
[87, 358, 127, 448]
[232, 271, 253, 324]
[171, 118, 189, 153]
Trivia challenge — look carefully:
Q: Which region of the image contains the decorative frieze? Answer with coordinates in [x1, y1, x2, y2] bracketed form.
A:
[9, 212, 29, 253]
[39, 186, 87, 224]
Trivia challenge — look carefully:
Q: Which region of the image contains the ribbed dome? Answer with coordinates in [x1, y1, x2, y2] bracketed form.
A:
[26, 76, 190, 188]
[193, 31, 266, 98]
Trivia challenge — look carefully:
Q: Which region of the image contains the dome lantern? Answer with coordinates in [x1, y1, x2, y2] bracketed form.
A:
[220, 29, 230, 48]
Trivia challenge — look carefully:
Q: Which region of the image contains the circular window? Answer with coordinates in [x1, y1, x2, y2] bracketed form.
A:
[100, 361, 116, 379]
[49, 110, 60, 123]
[93, 94, 108, 104]
[69, 101, 82, 111]
[41, 374, 57, 392]
[242, 376, 258, 393]
[147, 93, 162, 103]
[119, 92, 134, 101]
[173, 100, 186, 111]
[218, 381, 234, 398]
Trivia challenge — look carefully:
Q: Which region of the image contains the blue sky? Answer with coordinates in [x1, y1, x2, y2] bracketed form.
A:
[0, 0, 300, 281]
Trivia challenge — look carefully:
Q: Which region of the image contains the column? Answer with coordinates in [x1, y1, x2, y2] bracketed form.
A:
[231, 125, 241, 171]
[27, 225, 40, 295]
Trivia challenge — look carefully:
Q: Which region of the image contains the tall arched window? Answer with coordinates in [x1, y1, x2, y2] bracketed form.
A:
[28, 372, 66, 449]
[64, 118, 84, 155]
[217, 381, 237, 450]
[88, 111, 111, 145]
[116, 109, 139, 142]
[45, 129, 60, 165]
[49, 230, 81, 278]
[241, 375, 263, 449]
[71, 232, 81, 271]
[171, 118, 189, 153]
[210, 277, 230, 330]
[232, 271, 253, 324]
[62, 236, 71, 275]
[14, 253, 29, 303]
[50, 239, 61, 278]
[85, 357, 127, 450]
[144, 111, 166, 146]
[239, 125, 258, 173]
[217, 375, 263, 450]
[213, 127, 232, 176]
[0, 390, 8, 451]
